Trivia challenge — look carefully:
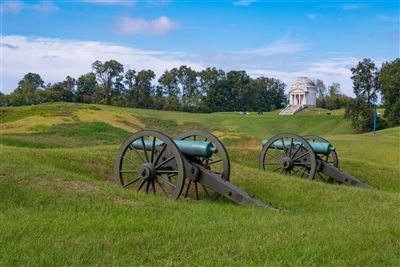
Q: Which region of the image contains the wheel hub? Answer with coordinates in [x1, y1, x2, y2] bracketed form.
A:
[140, 163, 156, 181]
[281, 157, 293, 170]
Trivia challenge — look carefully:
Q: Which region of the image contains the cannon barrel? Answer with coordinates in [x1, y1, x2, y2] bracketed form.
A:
[131, 139, 217, 158]
[261, 139, 334, 155]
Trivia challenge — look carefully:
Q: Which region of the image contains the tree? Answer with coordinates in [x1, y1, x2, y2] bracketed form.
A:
[12, 73, 44, 105]
[43, 76, 76, 102]
[226, 70, 251, 111]
[328, 82, 341, 97]
[379, 58, 400, 126]
[92, 60, 124, 104]
[314, 79, 327, 99]
[177, 65, 199, 111]
[158, 68, 181, 110]
[351, 58, 380, 104]
[345, 98, 374, 133]
[76, 72, 97, 103]
[199, 67, 225, 95]
[135, 69, 156, 108]
[251, 77, 286, 111]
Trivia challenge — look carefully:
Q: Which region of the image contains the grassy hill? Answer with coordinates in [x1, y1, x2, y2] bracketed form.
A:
[1, 103, 399, 266]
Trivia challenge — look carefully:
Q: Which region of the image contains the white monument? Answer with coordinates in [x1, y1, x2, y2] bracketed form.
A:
[279, 77, 317, 115]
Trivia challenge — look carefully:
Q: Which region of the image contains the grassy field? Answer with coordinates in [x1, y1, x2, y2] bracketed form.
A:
[1, 103, 399, 266]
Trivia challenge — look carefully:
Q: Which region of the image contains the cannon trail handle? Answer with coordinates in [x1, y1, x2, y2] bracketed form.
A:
[319, 161, 372, 189]
[195, 167, 267, 207]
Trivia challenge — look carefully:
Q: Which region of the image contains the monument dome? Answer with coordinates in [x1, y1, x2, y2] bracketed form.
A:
[289, 77, 317, 107]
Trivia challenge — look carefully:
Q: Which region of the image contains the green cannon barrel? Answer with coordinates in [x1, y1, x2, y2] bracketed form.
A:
[131, 139, 217, 158]
[261, 139, 334, 155]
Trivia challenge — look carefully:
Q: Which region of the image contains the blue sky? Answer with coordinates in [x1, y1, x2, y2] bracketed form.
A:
[1, 0, 399, 95]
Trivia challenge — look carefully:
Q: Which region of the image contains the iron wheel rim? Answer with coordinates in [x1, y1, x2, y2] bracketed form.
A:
[115, 130, 185, 199]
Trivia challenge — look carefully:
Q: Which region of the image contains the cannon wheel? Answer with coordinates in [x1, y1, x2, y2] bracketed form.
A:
[303, 135, 339, 183]
[115, 130, 185, 199]
[259, 133, 317, 180]
[177, 130, 230, 200]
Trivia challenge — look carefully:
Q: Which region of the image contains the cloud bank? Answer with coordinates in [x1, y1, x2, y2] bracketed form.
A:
[1, 35, 364, 96]
[116, 16, 179, 35]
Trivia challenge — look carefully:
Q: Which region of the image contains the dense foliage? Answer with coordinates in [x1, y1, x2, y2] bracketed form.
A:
[1, 60, 286, 113]
[314, 79, 352, 110]
[378, 59, 400, 127]
[344, 58, 399, 133]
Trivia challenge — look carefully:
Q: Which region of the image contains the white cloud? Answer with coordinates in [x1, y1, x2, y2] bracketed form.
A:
[233, 0, 257, 7]
[340, 3, 369, 10]
[377, 14, 399, 22]
[147, 0, 170, 5]
[0, 1, 59, 14]
[0, 1, 24, 14]
[0, 35, 203, 93]
[32, 1, 59, 12]
[116, 16, 179, 35]
[307, 13, 323, 20]
[82, 0, 136, 5]
[240, 38, 309, 56]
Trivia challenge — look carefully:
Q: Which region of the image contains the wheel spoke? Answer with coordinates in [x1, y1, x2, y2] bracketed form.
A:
[123, 177, 141, 188]
[288, 138, 293, 157]
[155, 179, 168, 197]
[129, 145, 145, 163]
[294, 161, 311, 166]
[291, 143, 303, 158]
[141, 137, 149, 163]
[122, 156, 136, 165]
[150, 137, 156, 163]
[153, 144, 167, 165]
[151, 180, 156, 195]
[292, 151, 309, 162]
[137, 180, 146, 192]
[208, 159, 222, 165]
[265, 152, 282, 162]
[281, 138, 287, 156]
[158, 175, 176, 188]
[280, 169, 285, 174]
[271, 166, 283, 172]
[145, 180, 150, 193]
[120, 169, 139, 173]
[184, 180, 192, 197]
[155, 156, 175, 169]
[156, 170, 179, 175]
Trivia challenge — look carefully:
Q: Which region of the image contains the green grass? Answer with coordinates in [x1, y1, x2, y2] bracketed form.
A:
[1, 103, 399, 266]
[2, 121, 132, 148]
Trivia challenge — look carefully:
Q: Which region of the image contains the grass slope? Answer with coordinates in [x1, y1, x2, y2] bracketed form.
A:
[1, 103, 399, 266]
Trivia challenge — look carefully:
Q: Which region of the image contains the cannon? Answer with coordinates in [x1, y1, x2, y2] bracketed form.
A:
[115, 130, 267, 207]
[259, 133, 371, 188]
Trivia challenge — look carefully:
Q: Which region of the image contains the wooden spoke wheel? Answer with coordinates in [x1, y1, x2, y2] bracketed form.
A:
[303, 135, 338, 183]
[176, 130, 230, 200]
[115, 130, 185, 199]
[259, 133, 317, 180]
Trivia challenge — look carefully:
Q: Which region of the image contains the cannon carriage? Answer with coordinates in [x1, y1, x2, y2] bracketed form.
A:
[259, 133, 371, 188]
[115, 130, 266, 207]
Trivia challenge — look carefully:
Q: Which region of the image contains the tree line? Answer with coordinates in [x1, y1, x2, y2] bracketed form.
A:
[0, 60, 286, 113]
[1, 57, 398, 133]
